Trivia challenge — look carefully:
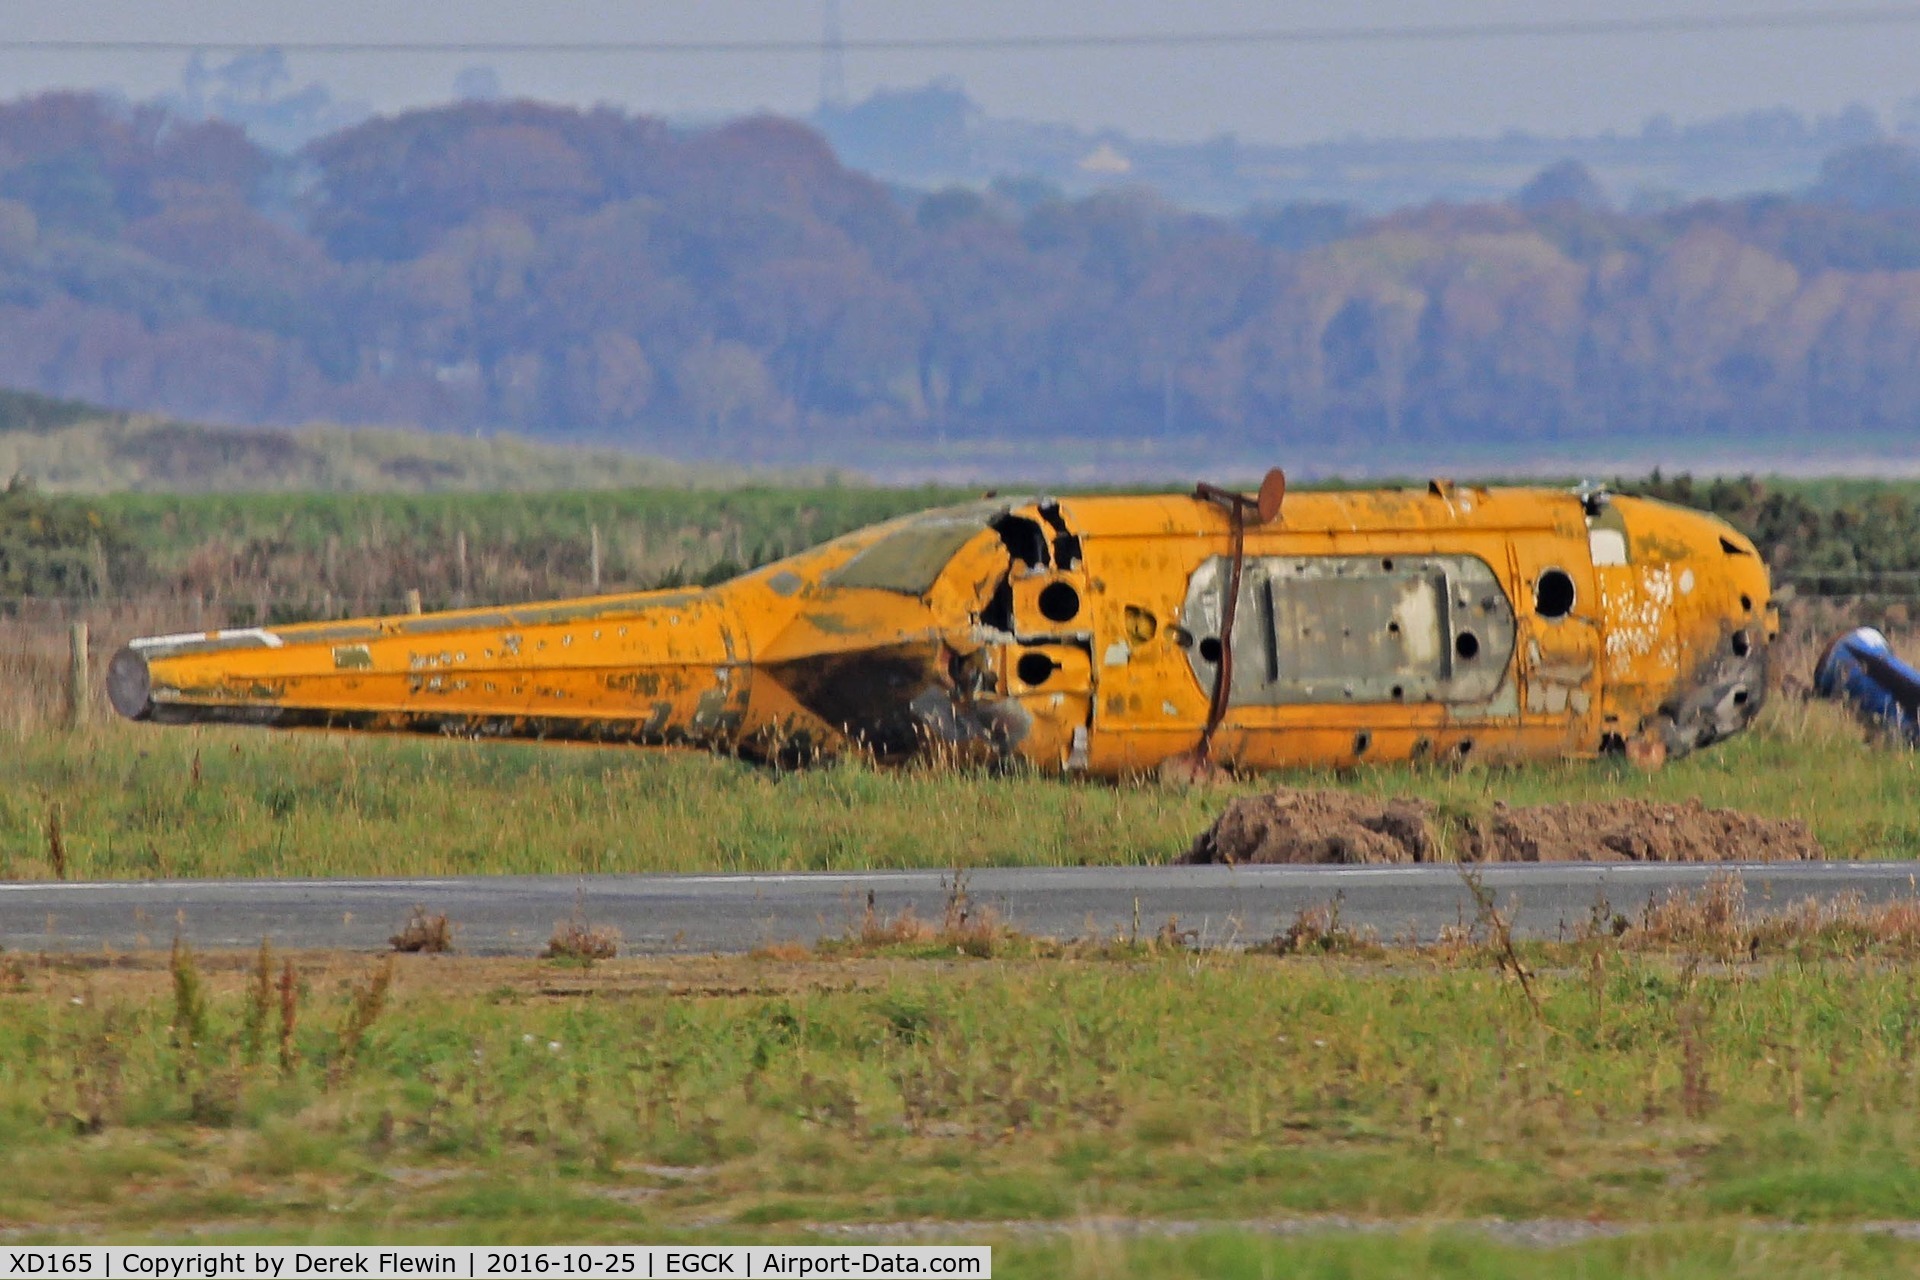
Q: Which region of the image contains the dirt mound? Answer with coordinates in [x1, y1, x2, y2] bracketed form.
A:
[1183, 789, 1821, 865]
[1462, 798, 1822, 864]
[1184, 789, 1436, 865]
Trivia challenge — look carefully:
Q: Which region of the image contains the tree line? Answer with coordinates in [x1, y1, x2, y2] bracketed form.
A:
[1, 92, 1920, 465]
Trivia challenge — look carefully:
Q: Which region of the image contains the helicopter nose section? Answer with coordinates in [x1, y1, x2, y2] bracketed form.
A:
[1596, 497, 1772, 759]
[1658, 622, 1768, 754]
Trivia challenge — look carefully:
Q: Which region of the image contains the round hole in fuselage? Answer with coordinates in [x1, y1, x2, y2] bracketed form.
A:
[1731, 629, 1752, 658]
[1017, 652, 1057, 686]
[1038, 581, 1081, 624]
[1455, 631, 1481, 661]
[1535, 568, 1576, 619]
[1198, 636, 1223, 664]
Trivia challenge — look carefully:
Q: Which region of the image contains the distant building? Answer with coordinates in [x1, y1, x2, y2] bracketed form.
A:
[1077, 142, 1133, 175]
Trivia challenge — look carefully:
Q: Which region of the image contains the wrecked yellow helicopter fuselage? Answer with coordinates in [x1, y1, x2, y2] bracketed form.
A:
[107, 480, 1775, 776]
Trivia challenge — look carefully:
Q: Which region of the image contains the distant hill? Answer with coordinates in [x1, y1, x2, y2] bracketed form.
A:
[1, 92, 1919, 475]
[0, 390, 807, 493]
[815, 83, 1889, 214]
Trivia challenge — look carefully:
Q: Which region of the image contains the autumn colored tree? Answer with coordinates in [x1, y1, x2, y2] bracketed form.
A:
[3, 89, 1920, 465]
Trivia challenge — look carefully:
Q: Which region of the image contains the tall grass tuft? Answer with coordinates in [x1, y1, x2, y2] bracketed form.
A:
[167, 936, 207, 1059]
[335, 956, 394, 1069]
[42, 803, 65, 880]
[543, 913, 620, 965]
[242, 938, 274, 1065]
[276, 959, 299, 1075]
[390, 907, 455, 953]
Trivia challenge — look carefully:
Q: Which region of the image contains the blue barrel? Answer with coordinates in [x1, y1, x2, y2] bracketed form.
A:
[1814, 627, 1920, 744]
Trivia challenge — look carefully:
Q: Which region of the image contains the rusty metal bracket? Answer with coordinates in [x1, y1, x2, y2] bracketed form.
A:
[1190, 470, 1284, 762]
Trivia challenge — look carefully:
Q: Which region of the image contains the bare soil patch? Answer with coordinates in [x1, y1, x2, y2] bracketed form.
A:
[1184, 788, 1821, 865]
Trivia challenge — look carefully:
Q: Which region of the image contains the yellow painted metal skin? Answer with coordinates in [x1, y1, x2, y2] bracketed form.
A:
[108, 485, 1774, 776]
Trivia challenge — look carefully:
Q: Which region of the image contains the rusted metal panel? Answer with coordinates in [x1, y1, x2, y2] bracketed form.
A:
[1178, 554, 1516, 706]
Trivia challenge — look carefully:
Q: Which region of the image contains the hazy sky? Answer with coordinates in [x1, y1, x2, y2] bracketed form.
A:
[7, 0, 1920, 144]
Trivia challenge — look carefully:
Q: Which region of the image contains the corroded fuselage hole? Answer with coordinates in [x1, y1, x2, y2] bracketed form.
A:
[1353, 730, 1372, 755]
[1198, 636, 1223, 664]
[1534, 568, 1576, 619]
[1731, 629, 1752, 657]
[1381, 558, 1394, 571]
[1740, 593, 1753, 613]
[1733, 687, 1751, 705]
[1455, 631, 1481, 661]
[1016, 652, 1057, 686]
[1039, 581, 1081, 624]
[1390, 685, 1405, 700]
[1457, 739, 1474, 758]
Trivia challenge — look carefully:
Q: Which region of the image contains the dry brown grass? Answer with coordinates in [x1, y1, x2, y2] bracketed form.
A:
[0, 598, 237, 740]
[1610, 871, 1920, 960]
[1263, 896, 1384, 957]
[1629, 873, 1754, 957]
[746, 940, 812, 962]
[543, 914, 621, 964]
[388, 907, 455, 953]
[847, 874, 1012, 957]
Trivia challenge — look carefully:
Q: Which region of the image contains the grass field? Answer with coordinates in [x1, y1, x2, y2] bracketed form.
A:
[0, 407, 825, 495]
[0, 681, 1914, 880]
[10, 479, 1920, 1275]
[8, 931, 1920, 1268]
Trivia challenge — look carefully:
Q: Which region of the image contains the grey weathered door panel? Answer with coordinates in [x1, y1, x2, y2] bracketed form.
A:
[1179, 555, 1517, 705]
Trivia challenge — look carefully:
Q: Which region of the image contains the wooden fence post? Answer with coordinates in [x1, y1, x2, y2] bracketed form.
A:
[67, 622, 89, 729]
[590, 524, 603, 592]
[405, 589, 423, 616]
[454, 529, 469, 608]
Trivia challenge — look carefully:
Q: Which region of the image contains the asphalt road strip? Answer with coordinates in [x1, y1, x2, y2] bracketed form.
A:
[2, 862, 1918, 956]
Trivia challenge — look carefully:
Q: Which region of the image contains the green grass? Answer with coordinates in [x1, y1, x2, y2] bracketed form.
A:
[30, 472, 1920, 612]
[5, 483, 975, 619]
[0, 412, 834, 495]
[995, 1229, 1920, 1279]
[1, 694, 1913, 879]
[8, 945, 1920, 1245]
[97, 484, 968, 568]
